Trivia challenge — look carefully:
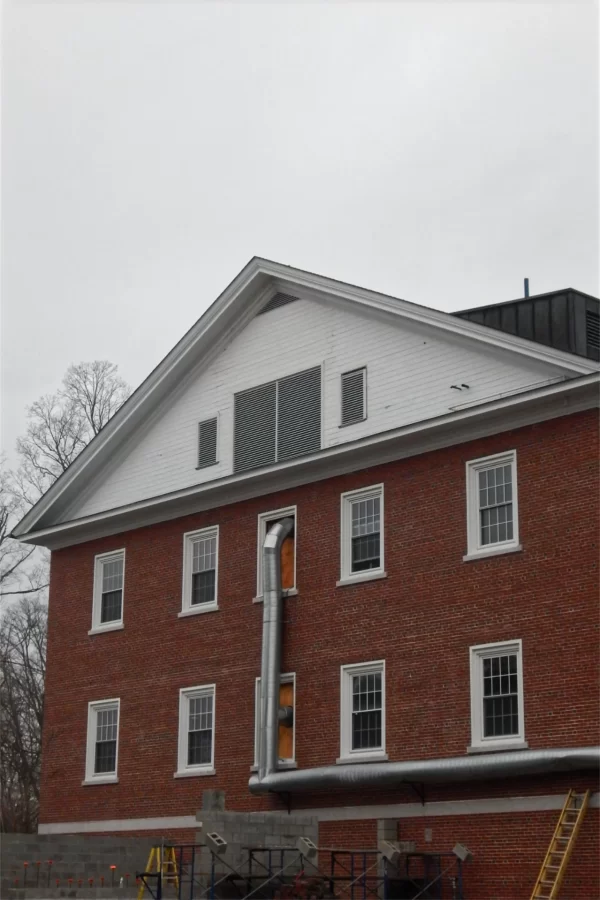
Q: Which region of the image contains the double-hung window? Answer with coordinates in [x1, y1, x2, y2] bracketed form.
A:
[91, 550, 125, 633]
[469, 640, 526, 752]
[339, 661, 386, 762]
[84, 699, 120, 784]
[465, 451, 520, 560]
[176, 685, 216, 776]
[339, 485, 385, 585]
[181, 527, 219, 615]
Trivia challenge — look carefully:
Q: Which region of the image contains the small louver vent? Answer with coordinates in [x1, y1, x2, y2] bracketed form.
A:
[341, 368, 366, 426]
[258, 292, 299, 315]
[586, 310, 600, 359]
[197, 418, 218, 468]
[234, 367, 321, 473]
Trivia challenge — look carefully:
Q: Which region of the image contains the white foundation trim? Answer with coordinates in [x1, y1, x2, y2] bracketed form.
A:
[38, 793, 598, 833]
[39, 815, 198, 834]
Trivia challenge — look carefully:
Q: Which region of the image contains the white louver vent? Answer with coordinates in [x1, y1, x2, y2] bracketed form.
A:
[258, 292, 299, 315]
[234, 366, 321, 473]
[341, 368, 366, 426]
[197, 418, 218, 468]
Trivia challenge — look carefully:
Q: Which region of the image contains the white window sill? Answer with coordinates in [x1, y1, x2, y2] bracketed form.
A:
[336, 753, 388, 765]
[250, 761, 297, 772]
[174, 767, 216, 778]
[467, 740, 529, 754]
[336, 571, 387, 588]
[88, 622, 124, 636]
[463, 544, 522, 563]
[253, 588, 298, 603]
[178, 605, 219, 618]
[82, 776, 119, 785]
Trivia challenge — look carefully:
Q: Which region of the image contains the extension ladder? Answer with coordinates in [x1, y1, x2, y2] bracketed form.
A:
[137, 845, 179, 899]
[530, 789, 590, 900]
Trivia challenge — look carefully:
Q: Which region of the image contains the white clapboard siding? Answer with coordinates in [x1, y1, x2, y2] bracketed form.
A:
[66, 296, 566, 521]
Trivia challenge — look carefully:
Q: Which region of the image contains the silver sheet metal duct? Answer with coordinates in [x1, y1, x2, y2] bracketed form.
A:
[249, 746, 600, 794]
[252, 518, 599, 795]
[258, 517, 294, 781]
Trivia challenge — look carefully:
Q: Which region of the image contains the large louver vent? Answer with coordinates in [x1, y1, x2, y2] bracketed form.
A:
[341, 368, 366, 426]
[258, 292, 299, 315]
[234, 367, 321, 473]
[197, 418, 218, 468]
[586, 310, 600, 359]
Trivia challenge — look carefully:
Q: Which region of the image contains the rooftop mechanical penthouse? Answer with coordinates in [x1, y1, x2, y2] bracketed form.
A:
[14, 260, 600, 900]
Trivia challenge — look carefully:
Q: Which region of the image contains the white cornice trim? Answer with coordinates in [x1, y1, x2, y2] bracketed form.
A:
[13, 257, 598, 539]
[17, 373, 599, 549]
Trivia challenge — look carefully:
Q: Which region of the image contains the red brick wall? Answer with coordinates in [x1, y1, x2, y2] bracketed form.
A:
[40, 410, 599, 827]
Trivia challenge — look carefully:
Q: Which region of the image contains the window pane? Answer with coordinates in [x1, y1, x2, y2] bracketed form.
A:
[478, 464, 513, 546]
[482, 654, 519, 737]
[102, 558, 123, 593]
[192, 570, 216, 606]
[94, 707, 118, 774]
[101, 589, 122, 623]
[351, 496, 381, 572]
[351, 672, 382, 750]
[187, 694, 213, 766]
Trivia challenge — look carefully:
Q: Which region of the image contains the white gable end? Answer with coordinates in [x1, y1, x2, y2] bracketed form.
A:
[64, 295, 568, 522]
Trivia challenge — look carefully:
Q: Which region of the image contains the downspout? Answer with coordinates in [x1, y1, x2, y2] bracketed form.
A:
[258, 517, 294, 782]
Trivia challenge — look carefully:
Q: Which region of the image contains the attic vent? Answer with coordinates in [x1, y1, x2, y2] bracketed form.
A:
[341, 368, 366, 426]
[258, 292, 299, 315]
[586, 310, 600, 359]
[197, 418, 218, 468]
[234, 366, 321, 473]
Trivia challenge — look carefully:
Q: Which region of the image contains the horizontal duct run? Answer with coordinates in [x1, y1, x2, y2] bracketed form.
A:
[249, 746, 600, 794]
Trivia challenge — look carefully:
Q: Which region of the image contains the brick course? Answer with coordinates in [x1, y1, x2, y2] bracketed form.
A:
[40, 409, 599, 885]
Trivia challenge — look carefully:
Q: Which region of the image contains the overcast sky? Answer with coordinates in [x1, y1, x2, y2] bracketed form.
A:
[2, 1, 598, 465]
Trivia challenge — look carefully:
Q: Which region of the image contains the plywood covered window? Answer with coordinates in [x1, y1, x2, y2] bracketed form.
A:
[255, 506, 297, 600]
[254, 674, 295, 766]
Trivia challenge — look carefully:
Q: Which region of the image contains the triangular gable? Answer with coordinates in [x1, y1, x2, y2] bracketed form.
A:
[13, 258, 598, 542]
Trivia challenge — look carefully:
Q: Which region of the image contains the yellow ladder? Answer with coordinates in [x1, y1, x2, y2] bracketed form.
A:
[137, 845, 179, 899]
[530, 789, 590, 900]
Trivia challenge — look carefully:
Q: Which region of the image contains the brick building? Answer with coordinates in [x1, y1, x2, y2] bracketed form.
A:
[14, 260, 600, 898]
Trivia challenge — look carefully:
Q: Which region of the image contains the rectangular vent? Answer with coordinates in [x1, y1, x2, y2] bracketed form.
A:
[586, 310, 599, 358]
[258, 292, 299, 315]
[197, 418, 218, 468]
[234, 367, 321, 473]
[341, 368, 366, 426]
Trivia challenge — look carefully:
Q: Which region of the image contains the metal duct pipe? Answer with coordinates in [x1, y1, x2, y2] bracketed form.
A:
[258, 517, 294, 781]
[250, 746, 599, 794]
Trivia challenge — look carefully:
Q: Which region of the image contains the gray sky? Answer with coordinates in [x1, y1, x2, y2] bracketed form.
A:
[2, 1, 598, 465]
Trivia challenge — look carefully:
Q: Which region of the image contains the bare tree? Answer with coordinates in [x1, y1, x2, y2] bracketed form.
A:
[15, 360, 130, 507]
[0, 598, 47, 832]
[1, 361, 130, 831]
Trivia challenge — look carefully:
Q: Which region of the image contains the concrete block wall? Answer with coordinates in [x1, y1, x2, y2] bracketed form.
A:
[1, 834, 154, 896]
[197, 810, 318, 878]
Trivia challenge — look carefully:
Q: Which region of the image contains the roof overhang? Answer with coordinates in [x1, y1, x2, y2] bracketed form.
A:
[17, 371, 599, 550]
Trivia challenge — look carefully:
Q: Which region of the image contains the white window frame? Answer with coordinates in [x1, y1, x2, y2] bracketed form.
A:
[254, 506, 297, 601]
[469, 640, 527, 753]
[338, 484, 386, 586]
[338, 660, 387, 764]
[83, 698, 120, 784]
[180, 526, 219, 617]
[465, 450, 521, 561]
[340, 367, 367, 426]
[176, 684, 216, 777]
[253, 673, 296, 768]
[90, 550, 125, 635]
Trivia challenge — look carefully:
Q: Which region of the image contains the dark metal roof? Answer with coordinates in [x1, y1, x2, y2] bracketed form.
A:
[453, 288, 600, 361]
